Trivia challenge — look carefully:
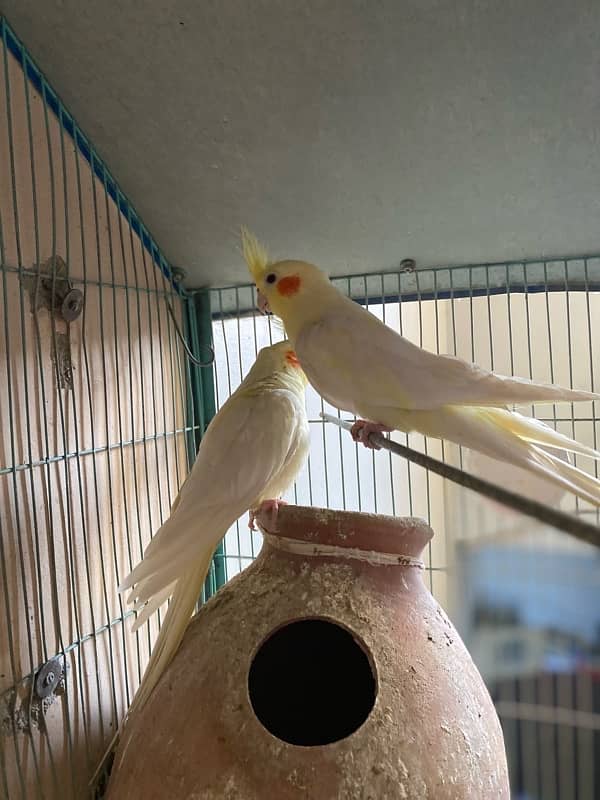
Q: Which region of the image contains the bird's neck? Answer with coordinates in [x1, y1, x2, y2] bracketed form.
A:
[276, 283, 339, 343]
[238, 369, 305, 398]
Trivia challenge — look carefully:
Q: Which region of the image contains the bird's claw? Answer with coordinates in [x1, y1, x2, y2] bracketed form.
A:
[253, 498, 288, 530]
[350, 420, 393, 450]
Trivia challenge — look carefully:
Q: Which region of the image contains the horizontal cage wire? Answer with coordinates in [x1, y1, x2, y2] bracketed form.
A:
[2, 12, 600, 800]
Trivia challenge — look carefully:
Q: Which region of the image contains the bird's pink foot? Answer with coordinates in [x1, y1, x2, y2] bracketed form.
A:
[254, 498, 288, 530]
[351, 419, 393, 450]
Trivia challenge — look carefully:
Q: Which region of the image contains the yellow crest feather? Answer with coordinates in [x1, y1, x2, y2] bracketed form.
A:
[241, 227, 269, 282]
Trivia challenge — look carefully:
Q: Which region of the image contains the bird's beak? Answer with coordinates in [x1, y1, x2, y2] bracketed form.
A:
[257, 289, 271, 315]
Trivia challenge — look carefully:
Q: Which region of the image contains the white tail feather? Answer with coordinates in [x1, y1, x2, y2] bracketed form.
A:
[398, 405, 600, 506]
[131, 581, 176, 630]
[88, 555, 212, 789]
[127, 552, 214, 714]
[477, 411, 600, 505]
[519, 443, 600, 506]
[503, 411, 600, 459]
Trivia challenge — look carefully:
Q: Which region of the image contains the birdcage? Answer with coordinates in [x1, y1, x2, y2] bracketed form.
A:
[1, 16, 599, 800]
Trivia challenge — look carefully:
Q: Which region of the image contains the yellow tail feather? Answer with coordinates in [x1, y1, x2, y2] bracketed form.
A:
[383, 404, 600, 507]
[128, 554, 214, 714]
[473, 409, 600, 506]
[90, 551, 214, 790]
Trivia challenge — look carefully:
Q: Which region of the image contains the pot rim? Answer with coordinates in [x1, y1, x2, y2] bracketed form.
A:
[256, 504, 433, 563]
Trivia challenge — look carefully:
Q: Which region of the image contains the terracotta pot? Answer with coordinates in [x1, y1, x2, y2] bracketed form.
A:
[106, 506, 509, 799]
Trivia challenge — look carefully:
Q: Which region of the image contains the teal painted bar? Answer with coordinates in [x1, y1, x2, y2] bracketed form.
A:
[190, 289, 227, 598]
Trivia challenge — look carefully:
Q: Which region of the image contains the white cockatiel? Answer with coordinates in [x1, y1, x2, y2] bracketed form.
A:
[242, 230, 600, 506]
[120, 340, 309, 714]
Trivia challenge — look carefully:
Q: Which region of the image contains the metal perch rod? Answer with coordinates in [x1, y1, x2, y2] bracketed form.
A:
[320, 412, 600, 549]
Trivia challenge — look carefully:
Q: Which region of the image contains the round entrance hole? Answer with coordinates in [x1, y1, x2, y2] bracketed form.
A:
[248, 618, 377, 746]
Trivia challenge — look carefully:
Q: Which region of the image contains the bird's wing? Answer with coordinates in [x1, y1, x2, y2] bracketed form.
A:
[184, 387, 303, 509]
[121, 386, 305, 588]
[295, 302, 599, 413]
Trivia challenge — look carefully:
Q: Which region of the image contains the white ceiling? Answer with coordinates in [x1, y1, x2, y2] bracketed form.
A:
[3, 0, 600, 286]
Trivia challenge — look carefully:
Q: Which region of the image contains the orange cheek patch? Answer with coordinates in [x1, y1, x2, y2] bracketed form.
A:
[277, 274, 301, 297]
[285, 350, 301, 368]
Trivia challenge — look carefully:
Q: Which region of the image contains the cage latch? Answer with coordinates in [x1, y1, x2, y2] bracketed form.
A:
[1, 657, 67, 737]
[21, 255, 83, 390]
[34, 657, 64, 700]
[22, 255, 83, 322]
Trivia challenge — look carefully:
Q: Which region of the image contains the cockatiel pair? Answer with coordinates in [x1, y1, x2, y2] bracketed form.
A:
[117, 230, 600, 734]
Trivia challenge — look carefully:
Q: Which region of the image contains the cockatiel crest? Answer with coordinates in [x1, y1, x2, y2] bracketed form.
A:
[242, 228, 327, 338]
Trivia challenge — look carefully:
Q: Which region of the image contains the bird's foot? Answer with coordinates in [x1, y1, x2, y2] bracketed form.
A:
[351, 419, 393, 450]
[252, 498, 288, 530]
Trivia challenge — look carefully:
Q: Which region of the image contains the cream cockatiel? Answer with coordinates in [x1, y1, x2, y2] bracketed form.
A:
[242, 230, 600, 506]
[120, 340, 309, 714]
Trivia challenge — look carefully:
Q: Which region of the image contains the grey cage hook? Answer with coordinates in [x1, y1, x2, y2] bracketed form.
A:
[166, 300, 214, 367]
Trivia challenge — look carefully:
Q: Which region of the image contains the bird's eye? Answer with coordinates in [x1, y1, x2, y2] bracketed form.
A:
[265, 273, 277, 284]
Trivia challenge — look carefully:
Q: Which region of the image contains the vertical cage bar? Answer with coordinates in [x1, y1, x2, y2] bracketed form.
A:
[192, 288, 225, 596]
[101, 160, 135, 710]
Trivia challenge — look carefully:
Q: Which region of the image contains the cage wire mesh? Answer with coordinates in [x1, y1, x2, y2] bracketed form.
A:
[2, 13, 600, 800]
[0, 19, 208, 798]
